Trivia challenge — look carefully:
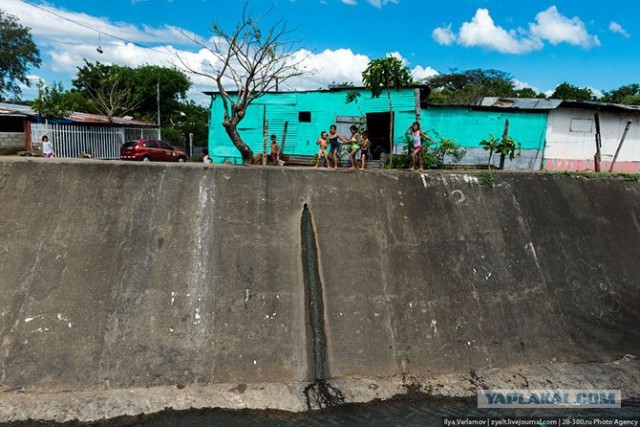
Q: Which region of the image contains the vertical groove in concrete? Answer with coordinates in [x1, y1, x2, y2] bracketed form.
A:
[300, 203, 327, 381]
[300, 203, 344, 409]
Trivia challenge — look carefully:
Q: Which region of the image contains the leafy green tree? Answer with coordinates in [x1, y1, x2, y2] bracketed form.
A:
[32, 81, 72, 120]
[425, 69, 518, 104]
[550, 83, 595, 101]
[514, 87, 545, 99]
[362, 56, 412, 159]
[124, 65, 190, 122]
[71, 61, 141, 122]
[328, 81, 354, 89]
[601, 84, 640, 105]
[0, 11, 41, 101]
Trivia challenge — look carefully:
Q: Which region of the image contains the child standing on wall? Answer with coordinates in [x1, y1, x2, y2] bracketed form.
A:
[315, 131, 330, 168]
[327, 124, 348, 170]
[42, 135, 55, 158]
[359, 131, 370, 170]
[347, 125, 361, 170]
[202, 148, 212, 164]
[270, 135, 279, 165]
[406, 122, 432, 172]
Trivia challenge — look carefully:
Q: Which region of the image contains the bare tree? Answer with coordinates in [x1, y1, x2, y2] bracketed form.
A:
[178, 4, 306, 165]
[85, 73, 141, 123]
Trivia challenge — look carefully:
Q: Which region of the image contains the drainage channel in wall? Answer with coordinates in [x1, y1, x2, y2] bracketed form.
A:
[300, 203, 345, 410]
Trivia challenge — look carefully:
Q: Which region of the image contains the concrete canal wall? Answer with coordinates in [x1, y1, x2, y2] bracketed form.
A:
[0, 158, 639, 421]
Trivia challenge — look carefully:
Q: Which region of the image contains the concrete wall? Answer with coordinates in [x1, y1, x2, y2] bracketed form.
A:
[0, 132, 25, 155]
[544, 108, 640, 172]
[0, 159, 639, 419]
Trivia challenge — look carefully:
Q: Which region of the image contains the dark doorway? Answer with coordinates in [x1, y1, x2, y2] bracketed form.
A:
[366, 112, 391, 160]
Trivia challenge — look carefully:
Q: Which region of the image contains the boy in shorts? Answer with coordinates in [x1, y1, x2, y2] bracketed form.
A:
[314, 131, 330, 168]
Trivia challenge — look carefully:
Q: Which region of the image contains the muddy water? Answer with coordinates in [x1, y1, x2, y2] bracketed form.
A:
[14, 397, 640, 426]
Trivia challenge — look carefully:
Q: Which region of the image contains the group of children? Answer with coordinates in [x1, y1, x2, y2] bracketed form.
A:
[315, 124, 371, 170]
[314, 121, 432, 171]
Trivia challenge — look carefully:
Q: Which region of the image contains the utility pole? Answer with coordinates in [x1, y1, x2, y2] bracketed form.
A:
[157, 80, 161, 140]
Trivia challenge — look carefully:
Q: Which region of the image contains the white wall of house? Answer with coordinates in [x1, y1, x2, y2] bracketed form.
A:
[544, 108, 640, 172]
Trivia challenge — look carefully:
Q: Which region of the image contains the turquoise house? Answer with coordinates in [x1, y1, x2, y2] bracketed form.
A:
[423, 99, 556, 170]
[208, 90, 555, 169]
[207, 87, 424, 164]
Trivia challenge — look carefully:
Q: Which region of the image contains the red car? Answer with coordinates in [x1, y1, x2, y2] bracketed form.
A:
[120, 139, 187, 162]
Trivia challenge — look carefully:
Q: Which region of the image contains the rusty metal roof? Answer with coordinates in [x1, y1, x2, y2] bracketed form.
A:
[0, 102, 154, 126]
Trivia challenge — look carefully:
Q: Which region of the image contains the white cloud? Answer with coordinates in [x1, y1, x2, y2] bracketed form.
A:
[341, 0, 397, 7]
[432, 24, 456, 46]
[385, 51, 408, 65]
[530, 6, 600, 48]
[433, 6, 600, 54]
[609, 21, 630, 38]
[367, 0, 398, 8]
[458, 9, 543, 54]
[285, 48, 371, 90]
[411, 65, 438, 81]
[2, 0, 199, 46]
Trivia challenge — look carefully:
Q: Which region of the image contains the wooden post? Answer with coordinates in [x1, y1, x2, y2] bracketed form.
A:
[594, 113, 602, 172]
[389, 111, 395, 164]
[499, 118, 510, 170]
[414, 88, 421, 125]
[280, 121, 288, 157]
[262, 105, 268, 166]
[23, 118, 32, 154]
[609, 121, 632, 172]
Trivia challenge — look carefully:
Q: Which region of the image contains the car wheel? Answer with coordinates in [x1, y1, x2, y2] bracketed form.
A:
[178, 157, 186, 163]
[142, 156, 151, 162]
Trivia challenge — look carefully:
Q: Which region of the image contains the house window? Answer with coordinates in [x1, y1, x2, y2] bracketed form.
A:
[298, 111, 311, 122]
[570, 118, 593, 133]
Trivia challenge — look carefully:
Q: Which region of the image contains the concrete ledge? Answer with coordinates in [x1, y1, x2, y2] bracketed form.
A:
[1, 358, 638, 423]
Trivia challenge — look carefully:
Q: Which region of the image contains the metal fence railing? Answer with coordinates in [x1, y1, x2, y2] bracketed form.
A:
[30, 123, 160, 159]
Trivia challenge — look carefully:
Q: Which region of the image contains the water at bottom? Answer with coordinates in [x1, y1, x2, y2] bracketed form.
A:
[42, 397, 639, 427]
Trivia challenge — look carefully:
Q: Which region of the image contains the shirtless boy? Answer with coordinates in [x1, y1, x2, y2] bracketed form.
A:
[315, 131, 330, 168]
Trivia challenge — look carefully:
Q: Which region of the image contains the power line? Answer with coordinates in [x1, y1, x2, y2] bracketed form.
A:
[17, 0, 180, 57]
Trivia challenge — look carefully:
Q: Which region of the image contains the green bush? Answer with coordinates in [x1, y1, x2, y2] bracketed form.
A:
[386, 131, 466, 169]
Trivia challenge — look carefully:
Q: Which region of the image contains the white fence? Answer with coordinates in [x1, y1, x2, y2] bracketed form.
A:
[30, 123, 160, 159]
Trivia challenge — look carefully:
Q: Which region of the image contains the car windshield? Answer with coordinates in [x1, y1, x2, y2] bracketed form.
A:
[159, 141, 173, 150]
[122, 141, 138, 148]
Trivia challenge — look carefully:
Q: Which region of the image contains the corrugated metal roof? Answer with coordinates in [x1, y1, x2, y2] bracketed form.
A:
[474, 97, 640, 112]
[474, 97, 563, 110]
[0, 102, 36, 116]
[0, 102, 154, 126]
[67, 112, 154, 126]
[559, 100, 640, 113]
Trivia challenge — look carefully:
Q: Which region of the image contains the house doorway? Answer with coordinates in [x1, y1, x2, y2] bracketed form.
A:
[366, 112, 392, 160]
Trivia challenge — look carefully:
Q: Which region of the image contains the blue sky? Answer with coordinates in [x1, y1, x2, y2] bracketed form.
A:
[4, 0, 639, 102]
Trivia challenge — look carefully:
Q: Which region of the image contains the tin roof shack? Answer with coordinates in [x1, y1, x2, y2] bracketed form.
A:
[543, 101, 640, 173]
[0, 102, 158, 159]
[207, 87, 425, 164]
[419, 98, 559, 170]
[0, 103, 34, 155]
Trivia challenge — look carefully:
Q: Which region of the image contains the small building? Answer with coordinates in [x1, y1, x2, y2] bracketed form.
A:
[543, 101, 640, 173]
[0, 102, 159, 159]
[0, 103, 34, 155]
[426, 98, 561, 170]
[207, 87, 427, 164]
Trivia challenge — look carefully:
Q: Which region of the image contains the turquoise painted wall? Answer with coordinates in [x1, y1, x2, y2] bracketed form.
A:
[208, 89, 417, 164]
[422, 106, 549, 169]
[422, 106, 548, 150]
